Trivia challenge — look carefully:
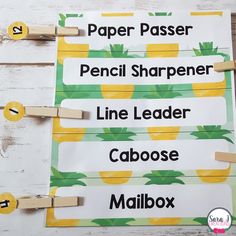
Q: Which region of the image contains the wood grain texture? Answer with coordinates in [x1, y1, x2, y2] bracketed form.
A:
[0, 0, 135, 27]
[136, 0, 236, 12]
[0, 1, 236, 235]
[0, 65, 54, 104]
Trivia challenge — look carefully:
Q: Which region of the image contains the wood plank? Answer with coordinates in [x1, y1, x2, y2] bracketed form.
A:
[0, 65, 54, 89]
[0, 0, 235, 32]
[0, 114, 52, 186]
[0, 66, 53, 190]
[136, 0, 236, 12]
[0, 40, 55, 63]
[1, 227, 236, 236]
[0, 65, 54, 104]
[0, 0, 135, 28]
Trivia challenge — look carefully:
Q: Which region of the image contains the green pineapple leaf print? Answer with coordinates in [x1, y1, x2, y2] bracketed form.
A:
[193, 42, 227, 58]
[66, 13, 79, 17]
[144, 85, 182, 99]
[193, 217, 207, 225]
[89, 44, 139, 58]
[51, 167, 87, 187]
[92, 218, 135, 226]
[191, 126, 234, 144]
[59, 13, 66, 27]
[148, 12, 172, 16]
[233, 215, 236, 223]
[88, 49, 111, 58]
[193, 42, 218, 56]
[109, 44, 134, 58]
[97, 128, 136, 141]
[143, 170, 185, 185]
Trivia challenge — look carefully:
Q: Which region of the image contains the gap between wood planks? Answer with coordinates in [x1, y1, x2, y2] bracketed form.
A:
[0, 63, 54, 66]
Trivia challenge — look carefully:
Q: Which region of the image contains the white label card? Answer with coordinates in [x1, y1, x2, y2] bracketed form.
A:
[55, 185, 232, 219]
[60, 97, 227, 128]
[64, 11, 232, 50]
[58, 140, 229, 172]
[63, 56, 224, 85]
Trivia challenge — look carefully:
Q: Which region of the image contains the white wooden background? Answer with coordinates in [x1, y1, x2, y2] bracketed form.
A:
[0, 1, 236, 235]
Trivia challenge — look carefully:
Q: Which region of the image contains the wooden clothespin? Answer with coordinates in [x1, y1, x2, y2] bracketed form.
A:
[0, 29, 3, 42]
[214, 60, 236, 72]
[7, 21, 79, 40]
[0, 193, 79, 214]
[3, 101, 83, 122]
[28, 26, 79, 39]
[25, 106, 83, 119]
[215, 152, 236, 163]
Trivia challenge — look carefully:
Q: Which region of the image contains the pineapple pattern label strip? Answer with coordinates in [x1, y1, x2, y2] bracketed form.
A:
[47, 10, 236, 227]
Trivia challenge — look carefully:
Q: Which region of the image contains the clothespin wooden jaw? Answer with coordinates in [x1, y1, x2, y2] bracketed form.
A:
[214, 60, 236, 72]
[0, 193, 79, 214]
[27, 26, 79, 40]
[215, 152, 236, 163]
[17, 196, 80, 209]
[2, 101, 83, 121]
[7, 21, 80, 40]
[0, 29, 3, 42]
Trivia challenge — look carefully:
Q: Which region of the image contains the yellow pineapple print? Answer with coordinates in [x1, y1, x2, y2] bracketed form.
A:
[146, 43, 179, 58]
[97, 128, 136, 184]
[149, 217, 181, 225]
[101, 44, 134, 99]
[46, 188, 80, 226]
[196, 167, 231, 183]
[144, 170, 184, 225]
[191, 125, 233, 183]
[146, 43, 181, 224]
[148, 126, 180, 140]
[58, 37, 89, 64]
[53, 118, 86, 143]
[192, 42, 226, 97]
[191, 43, 231, 183]
[146, 43, 180, 140]
[99, 171, 133, 184]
